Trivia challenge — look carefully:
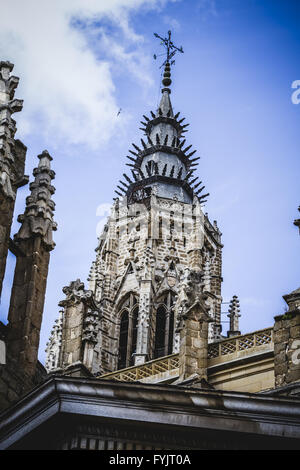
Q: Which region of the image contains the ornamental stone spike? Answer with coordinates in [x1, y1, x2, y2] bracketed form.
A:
[45, 310, 64, 372]
[227, 295, 241, 337]
[14, 149, 57, 250]
[0, 60, 24, 200]
[156, 63, 174, 117]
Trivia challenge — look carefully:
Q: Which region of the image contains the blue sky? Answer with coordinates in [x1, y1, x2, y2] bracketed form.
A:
[0, 0, 299, 363]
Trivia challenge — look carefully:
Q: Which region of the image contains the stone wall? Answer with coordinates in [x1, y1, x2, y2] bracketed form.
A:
[274, 311, 300, 387]
[87, 194, 223, 375]
[0, 322, 47, 411]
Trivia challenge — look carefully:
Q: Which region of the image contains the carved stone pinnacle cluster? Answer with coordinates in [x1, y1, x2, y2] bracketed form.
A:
[14, 150, 57, 250]
[0, 61, 24, 200]
[227, 295, 241, 337]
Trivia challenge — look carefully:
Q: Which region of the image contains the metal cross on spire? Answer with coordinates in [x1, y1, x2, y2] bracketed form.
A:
[153, 30, 184, 68]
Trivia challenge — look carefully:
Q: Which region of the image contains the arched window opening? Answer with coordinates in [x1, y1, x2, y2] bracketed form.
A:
[129, 307, 139, 366]
[118, 310, 129, 369]
[154, 306, 167, 359]
[154, 292, 175, 359]
[168, 310, 174, 355]
[117, 294, 139, 369]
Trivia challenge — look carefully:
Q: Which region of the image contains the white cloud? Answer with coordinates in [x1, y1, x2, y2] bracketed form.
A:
[197, 0, 218, 19]
[163, 15, 181, 32]
[0, 0, 168, 149]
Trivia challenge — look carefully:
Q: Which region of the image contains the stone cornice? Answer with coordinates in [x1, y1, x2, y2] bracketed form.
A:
[1, 375, 300, 449]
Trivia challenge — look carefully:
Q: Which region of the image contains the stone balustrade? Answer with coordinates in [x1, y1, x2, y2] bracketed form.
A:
[99, 327, 274, 383]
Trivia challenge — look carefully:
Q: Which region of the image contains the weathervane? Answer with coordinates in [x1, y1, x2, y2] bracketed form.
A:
[153, 30, 184, 69]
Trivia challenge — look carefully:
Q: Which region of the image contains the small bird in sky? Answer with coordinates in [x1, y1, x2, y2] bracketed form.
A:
[117, 108, 122, 116]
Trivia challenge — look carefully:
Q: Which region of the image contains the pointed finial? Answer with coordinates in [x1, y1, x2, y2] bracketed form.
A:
[227, 295, 241, 337]
[38, 149, 53, 169]
[14, 150, 57, 250]
[0, 60, 24, 200]
[162, 61, 172, 91]
[153, 30, 184, 93]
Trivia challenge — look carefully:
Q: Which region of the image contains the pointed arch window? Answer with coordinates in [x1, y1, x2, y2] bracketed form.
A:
[118, 311, 129, 369]
[117, 293, 139, 369]
[154, 292, 175, 359]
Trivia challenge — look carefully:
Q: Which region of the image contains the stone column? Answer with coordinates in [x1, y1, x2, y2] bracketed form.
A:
[227, 295, 241, 337]
[174, 267, 212, 382]
[135, 280, 151, 365]
[187, 199, 204, 269]
[274, 288, 300, 388]
[134, 245, 155, 365]
[58, 279, 100, 375]
[7, 150, 56, 378]
[0, 61, 28, 298]
[178, 301, 211, 381]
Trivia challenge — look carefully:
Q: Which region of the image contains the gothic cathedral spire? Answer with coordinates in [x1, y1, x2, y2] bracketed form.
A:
[46, 32, 223, 380]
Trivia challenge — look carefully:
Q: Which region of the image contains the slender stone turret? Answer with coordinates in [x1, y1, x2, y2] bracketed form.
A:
[227, 295, 241, 337]
[176, 269, 212, 383]
[45, 310, 63, 372]
[7, 150, 56, 378]
[54, 279, 101, 375]
[0, 61, 28, 297]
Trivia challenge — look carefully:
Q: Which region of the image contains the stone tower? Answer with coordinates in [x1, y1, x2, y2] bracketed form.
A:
[0, 61, 28, 298]
[7, 150, 57, 378]
[0, 60, 57, 411]
[46, 57, 223, 377]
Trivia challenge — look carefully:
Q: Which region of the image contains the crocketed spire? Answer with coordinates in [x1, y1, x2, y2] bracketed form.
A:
[227, 295, 241, 337]
[114, 37, 208, 205]
[0, 61, 24, 200]
[14, 150, 57, 249]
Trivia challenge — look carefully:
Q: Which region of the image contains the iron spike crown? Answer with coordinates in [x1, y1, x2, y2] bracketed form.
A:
[113, 32, 208, 206]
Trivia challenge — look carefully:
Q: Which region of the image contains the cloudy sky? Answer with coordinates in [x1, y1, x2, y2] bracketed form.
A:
[0, 0, 299, 363]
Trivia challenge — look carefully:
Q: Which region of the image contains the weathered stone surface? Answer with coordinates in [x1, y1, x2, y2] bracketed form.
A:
[178, 293, 212, 382]
[0, 62, 28, 299]
[47, 191, 223, 376]
[46, 279, 101, 374]
[274, 305, 300, 387]
[6, 152, 56, 379]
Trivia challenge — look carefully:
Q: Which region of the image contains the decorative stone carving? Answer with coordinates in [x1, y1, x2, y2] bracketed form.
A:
[227, 295, 241, 337]
[82, 308, 100, 344]
[60, 278, 101, 344]
[48, 55, 224, 377]
[59, 279, 93, 307]
[14, 150, 57, 250]
[47, 279, 101, 372]
[137, 246, 155, 280]
[175, 268, 206, 327]
[45, 310, 63, 372]
[0, 61, 24, 200]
